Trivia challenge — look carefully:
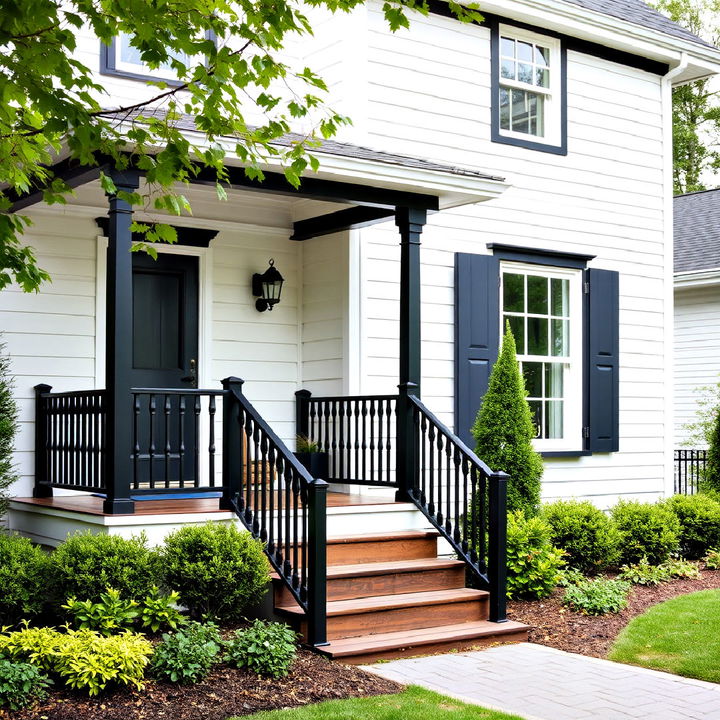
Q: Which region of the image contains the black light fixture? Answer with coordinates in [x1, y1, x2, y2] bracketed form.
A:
[252, 258, 284, 312]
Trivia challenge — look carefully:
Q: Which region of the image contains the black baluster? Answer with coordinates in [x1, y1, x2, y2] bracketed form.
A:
[453, 447, 461, 544]
[338, 400, 345, 483]
[353, 400, 360, 483]
[369, 400, 376, 484]
[420, 412, 427, 506]
[178, 395, 186, 488]
[260, 435, 268, 542]
[428, 422, 435, 516]
[132, 395, 140, 490]
[284, 463, 292, 579]
[267, 443, 275, 552]
[193, 395, 201, 487]
[208, 395, 216, 488]
[377, 400, 384, 486]
[361, 400, 368, 482]
[292, 472, 300, 589]
[461, 458, 469, 554]
[445, 433, 452, 535]
[386, 399, 392, 485]
[436, 432, 444, 526]
[164, 395, 172, 488]
[148, 394, 156, 490]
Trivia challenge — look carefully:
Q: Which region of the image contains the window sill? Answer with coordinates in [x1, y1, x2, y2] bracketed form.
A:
[540, 450, 592, 458]
[491, 131, 567, 155]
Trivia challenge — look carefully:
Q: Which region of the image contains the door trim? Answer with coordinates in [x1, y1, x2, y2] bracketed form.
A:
[95, 237, 213, 389]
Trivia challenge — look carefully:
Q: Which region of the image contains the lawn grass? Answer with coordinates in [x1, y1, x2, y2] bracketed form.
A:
[609, 588, 720, 683]
[240, 685, 526, 720]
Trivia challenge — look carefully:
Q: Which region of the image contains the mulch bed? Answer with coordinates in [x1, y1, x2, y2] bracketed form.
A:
[4, 649, 403, 720]
[507, 567, 720, 658]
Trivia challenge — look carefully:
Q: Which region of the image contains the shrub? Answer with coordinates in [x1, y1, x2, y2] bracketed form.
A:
[160, 523, 270, 621]
[563, 578, 631, 615]
[49, 532, 160, 604]
[506, 511, 565, 599]
[706, 407, 720, 492]
[618, 557, 672, 586]
[610, 500, 680, 565]
[662, 494, 720, 559]
[151, 621, 222, 684]
[557, 567, 586, 588]
[0, 625, 152, 696]
[0, 659, 52, 710]
[63, 587, 139, 636]
[472, 324, 543, 515]
[0, 341, 19, 520]
[225, 620, 297, 678]
[140, 587, 186, 634]
[541, 499, 621, 574]
[662, 557, 701, 579]
[705, 548, 720, 569]
[0, 533, 50, 625]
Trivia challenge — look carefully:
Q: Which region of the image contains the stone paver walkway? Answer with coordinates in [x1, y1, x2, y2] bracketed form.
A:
[362, 642, 720, 720]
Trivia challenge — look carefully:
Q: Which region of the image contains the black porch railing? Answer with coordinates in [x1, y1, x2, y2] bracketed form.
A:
[674, 449, 706, 495]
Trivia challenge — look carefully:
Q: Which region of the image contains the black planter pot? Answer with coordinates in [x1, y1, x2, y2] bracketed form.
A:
[294, 451, 329, 479]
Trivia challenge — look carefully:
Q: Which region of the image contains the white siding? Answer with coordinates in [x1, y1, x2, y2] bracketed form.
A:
[674, 284, 720, 446]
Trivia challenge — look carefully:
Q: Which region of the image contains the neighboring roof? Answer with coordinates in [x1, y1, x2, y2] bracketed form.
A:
[561, 0, 714, 49]
[105, 109, 503, 182]
[674, 189, 720, 273]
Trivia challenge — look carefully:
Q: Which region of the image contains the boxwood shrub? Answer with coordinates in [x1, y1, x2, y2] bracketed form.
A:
[160, 523, 270, 621]
[0, 533, 51, 625]
[541, 499, 620, 574]
[611, 500, 680, 565]
[662, 493, 720, 559]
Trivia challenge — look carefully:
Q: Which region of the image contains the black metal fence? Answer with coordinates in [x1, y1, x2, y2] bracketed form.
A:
[674, 449, 706, 495]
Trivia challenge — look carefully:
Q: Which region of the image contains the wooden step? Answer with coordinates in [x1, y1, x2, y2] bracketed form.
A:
[317, 620, 530, 664]
[326, 530, 439, 565]
[273, 557, 466, 605]
[278, 588, 489, 640]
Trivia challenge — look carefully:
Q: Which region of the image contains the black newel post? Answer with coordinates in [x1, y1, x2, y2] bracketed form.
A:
[103, 168, 140, 514]
[33, 383, 53, 498]
[488, 471, 509, 623]
[395, 207, 426, 502]
[221, 376, 244, 511]
[307, 478, 328, 647]
[295, 389, 311, 439]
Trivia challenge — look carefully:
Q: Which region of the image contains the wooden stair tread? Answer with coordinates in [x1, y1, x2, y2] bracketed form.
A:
[277, 587, 487, 617]
[327, 530, 440, 545]
[320, 620, 528, 657]
[326, 557, 464, 578]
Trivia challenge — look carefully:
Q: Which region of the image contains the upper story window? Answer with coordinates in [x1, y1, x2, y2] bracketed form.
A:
[491, 23, 567, 155]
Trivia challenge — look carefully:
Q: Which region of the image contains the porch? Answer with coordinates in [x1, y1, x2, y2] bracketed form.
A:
[8, 131, 519, 655]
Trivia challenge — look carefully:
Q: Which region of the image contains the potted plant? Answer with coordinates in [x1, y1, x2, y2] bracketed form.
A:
[294, 435, 329, 479]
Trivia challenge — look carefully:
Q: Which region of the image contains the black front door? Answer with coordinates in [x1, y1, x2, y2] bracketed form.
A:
[132, 252, 199, 488]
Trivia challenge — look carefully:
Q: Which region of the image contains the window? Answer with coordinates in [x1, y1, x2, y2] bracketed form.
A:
[491, 23, 566, 155]
[500, 263, 582, 451]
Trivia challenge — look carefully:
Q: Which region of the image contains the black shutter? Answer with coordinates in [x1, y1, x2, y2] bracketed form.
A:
[586, 268, 619, 452]
[454, 253, 500, 447]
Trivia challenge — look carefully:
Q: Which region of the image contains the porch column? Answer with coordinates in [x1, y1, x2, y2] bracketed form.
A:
[395, 207, 426, 502]
[103, 169, 140, 514]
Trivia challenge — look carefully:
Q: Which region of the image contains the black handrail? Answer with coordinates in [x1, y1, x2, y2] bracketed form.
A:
[223, 378, 327, 647]
[408, 395, 509, 623]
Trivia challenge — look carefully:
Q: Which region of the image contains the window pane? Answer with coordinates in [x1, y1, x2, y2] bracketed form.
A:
[508, 89, 543, 137]
[499, 88, 510, 130]
[527, 275, 548, 314]
[536, 68, 549, 88]
[545, 363, 564, 398]
[119, 34, 144, 65]
[501, 60, 516, 80]
[528, 317, 548, 355]
[528, 401, 542, 438]
[511, 89, 530, 134]
[501, 37, 515, 58]
[518, 63, 533, 84]
[518, 41, 533, 62]
[535, 45, 550, 66]
[551, 278, 569, 316]
[545, 400, 563, 439]
[551, 319, 569, 357]
[504, 315, 525, 354]
[523, 362, 543, 398]
[503, 273, 524, 312]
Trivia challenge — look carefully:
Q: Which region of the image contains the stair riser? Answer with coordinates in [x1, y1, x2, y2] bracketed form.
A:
[332, 629, 529, 664]
[327, 537, 438, 565]
[297, 598, 488, 641]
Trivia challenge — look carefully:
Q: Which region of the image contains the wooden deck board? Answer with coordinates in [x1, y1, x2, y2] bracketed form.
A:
[12, 491, 397, 517]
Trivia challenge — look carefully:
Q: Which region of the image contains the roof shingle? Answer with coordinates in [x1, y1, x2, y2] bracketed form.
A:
[675, 189, 720, 273]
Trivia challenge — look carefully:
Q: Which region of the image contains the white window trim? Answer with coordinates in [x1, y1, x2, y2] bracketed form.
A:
[500, 261, 583, 452]
[497, 24, 562, 148]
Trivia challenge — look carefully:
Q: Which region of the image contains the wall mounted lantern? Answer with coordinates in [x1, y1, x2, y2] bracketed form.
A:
[252, 258, 284, 312]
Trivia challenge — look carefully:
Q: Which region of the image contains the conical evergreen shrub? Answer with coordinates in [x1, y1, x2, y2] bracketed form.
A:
[0, 340, 18, 518]
[471, 323, 543, 515]
[705, 406, 720, 493]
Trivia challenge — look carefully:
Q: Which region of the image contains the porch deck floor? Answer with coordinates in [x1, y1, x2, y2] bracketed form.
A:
[12, 492, 398, 517]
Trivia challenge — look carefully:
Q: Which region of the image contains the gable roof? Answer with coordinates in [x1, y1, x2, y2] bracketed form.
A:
[675, 189, 720, 273]
[561, 0, 712, 49]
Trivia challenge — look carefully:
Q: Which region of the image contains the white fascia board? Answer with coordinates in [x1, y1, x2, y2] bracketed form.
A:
[674, 268, 720, 287]
[482, 0, 720, 81]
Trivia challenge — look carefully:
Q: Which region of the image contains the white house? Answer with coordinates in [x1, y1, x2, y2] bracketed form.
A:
[3, 0, 720, 659]
[674, 188, 720, 448]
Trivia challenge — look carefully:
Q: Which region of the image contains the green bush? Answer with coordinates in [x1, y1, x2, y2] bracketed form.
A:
[506, 511, 565, 599]
[140, 587, 186, 634]
[705, 548, 720, 569]
[151, 621, 222, 684]
[0, 659, 52, 710]
[472, 324, 543, 515]
[541, 499, 620, 574]
[662, 557, 701, 579]
[706, 407, 720, 492]
[662, 494, 720, 559]
[160, 523, 270, 621]
[63, 587, 139, 636]
[563, 578, 631, 615]
[0, 625, 152, 696]
[557, 567, 586, 588]
[0, 533, 50, 625]
[225, 620, 297, 678]
[0, 341, 19, 520]
[610, 500, 680, 565]
[618, 557, 672, 586]
[49, 532, 160, 604]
